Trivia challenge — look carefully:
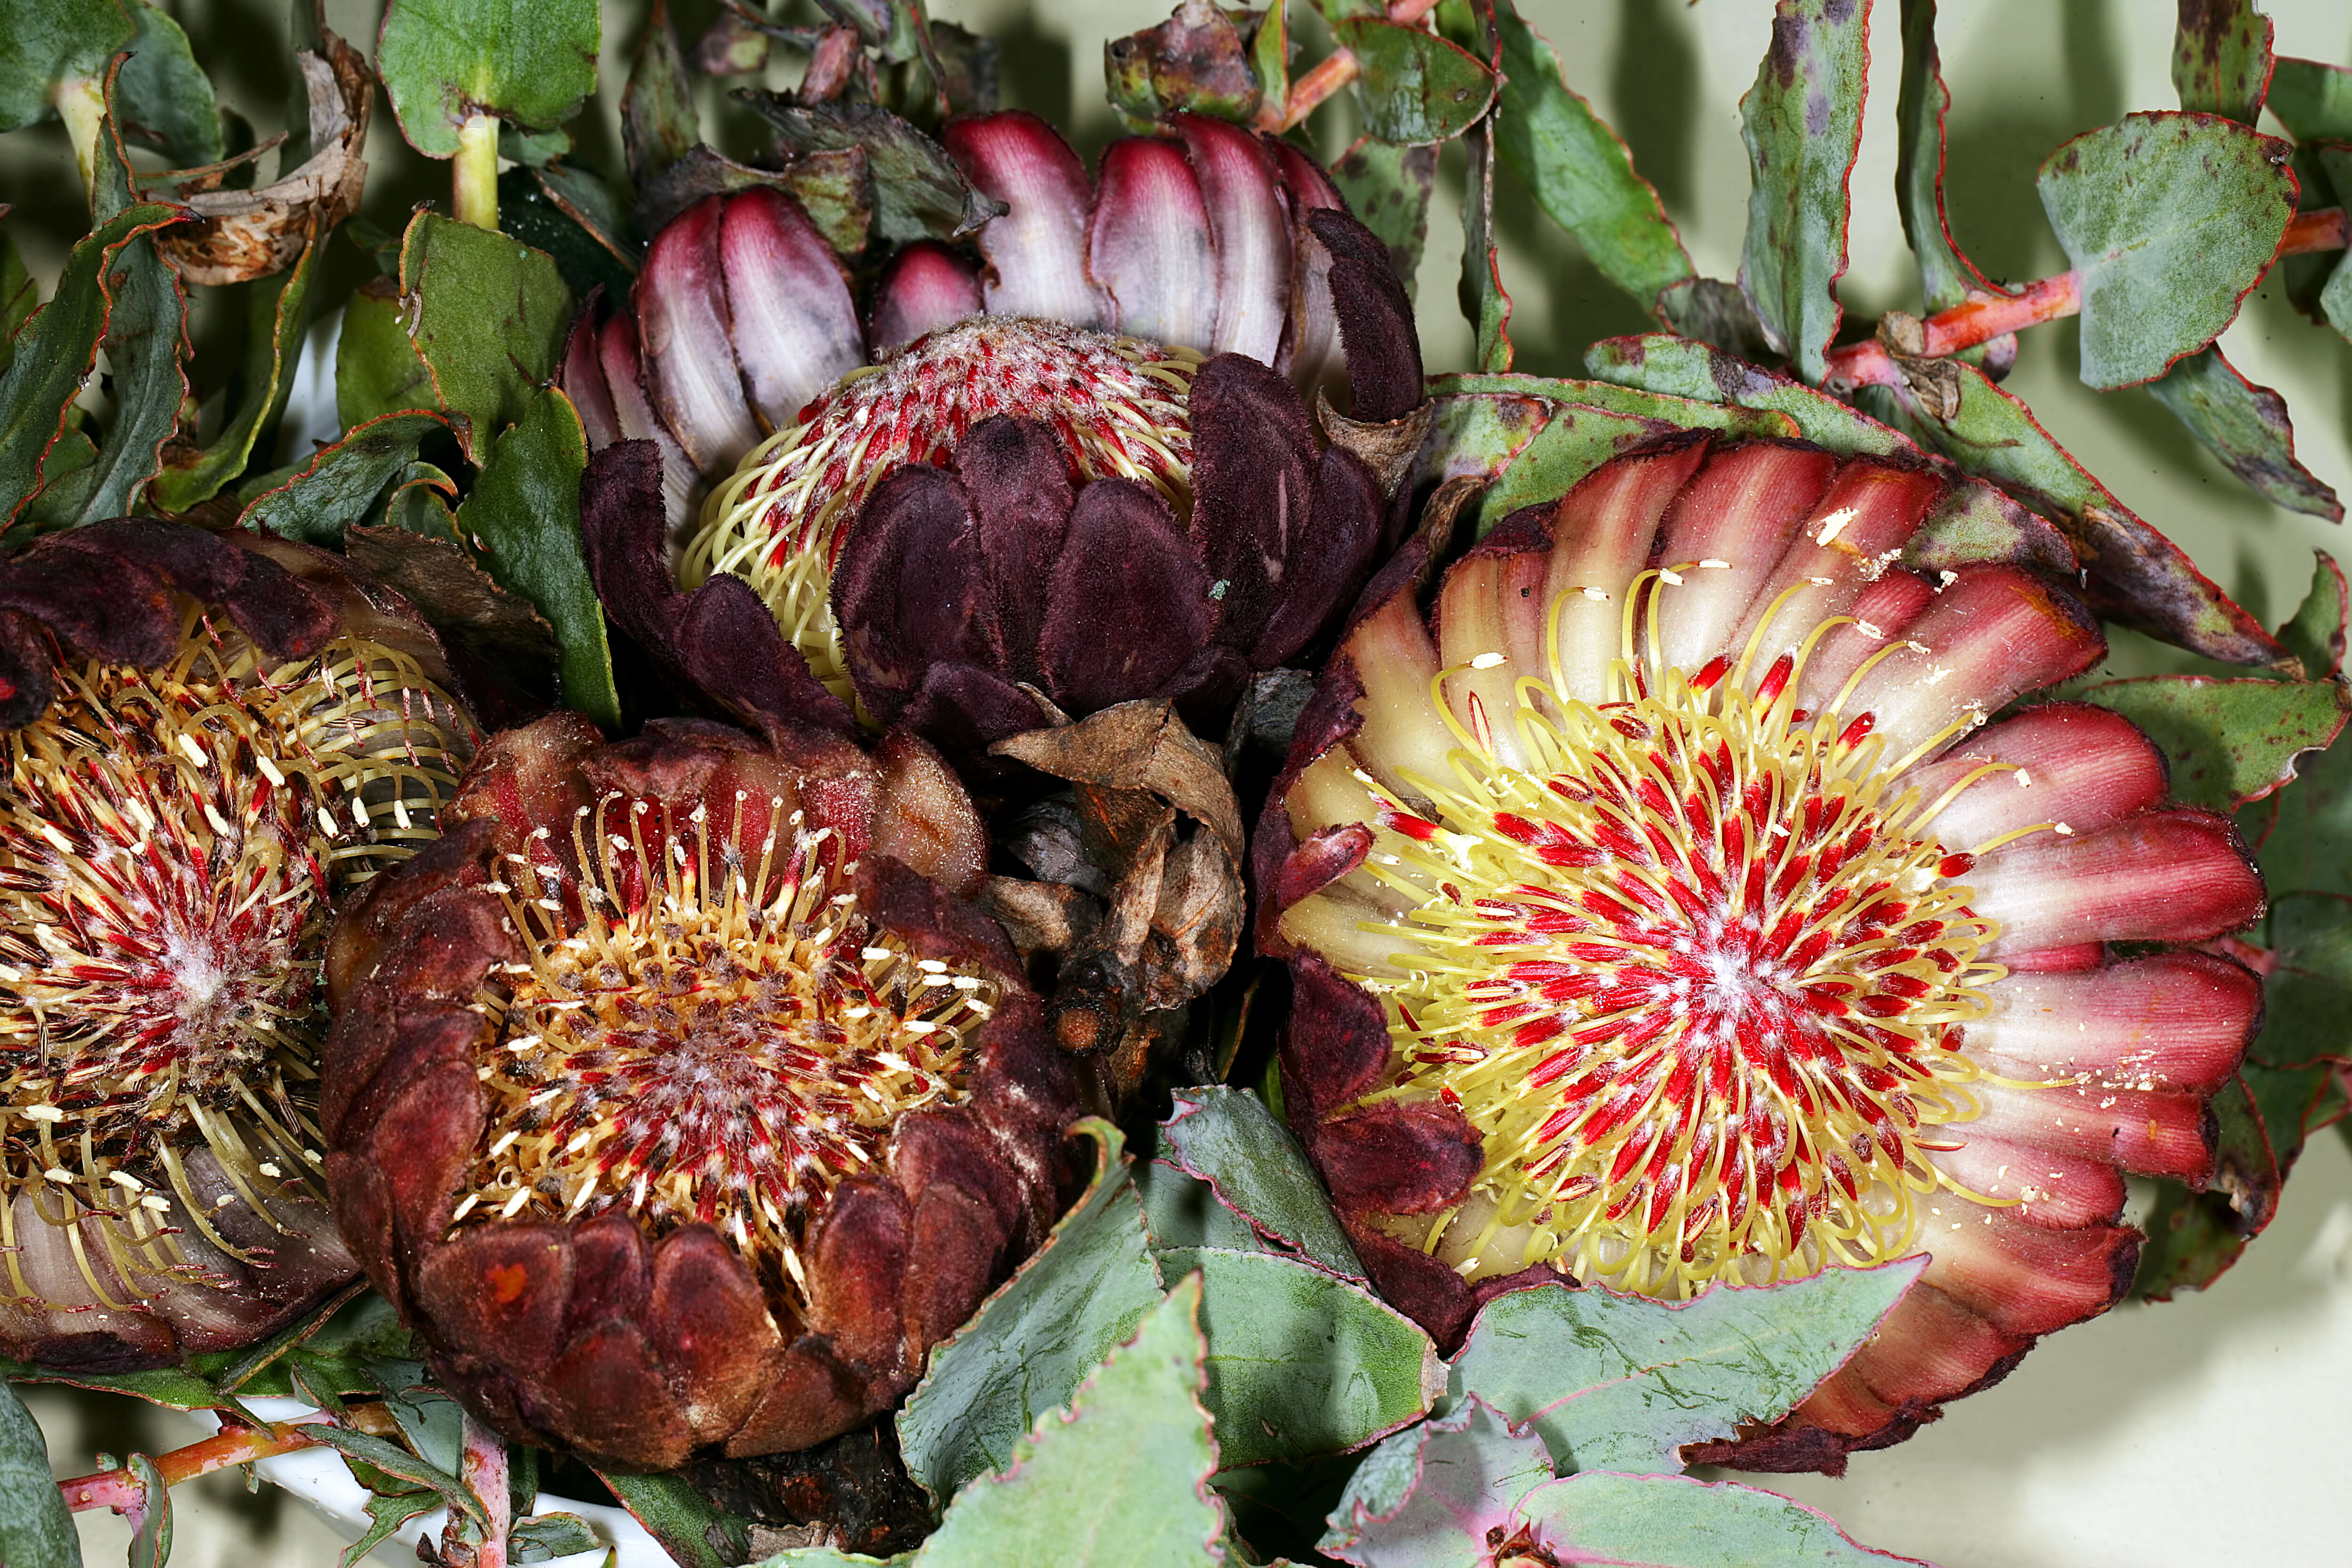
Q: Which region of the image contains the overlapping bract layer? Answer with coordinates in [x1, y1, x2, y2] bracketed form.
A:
[321, 712, 1074, 1469]
[1257, 437, 2265, 1466]
[0, 527, 477, 1367]
[568, 108, 1422, 760]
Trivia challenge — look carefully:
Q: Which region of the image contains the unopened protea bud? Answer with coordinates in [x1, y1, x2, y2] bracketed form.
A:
[0, 524, 476, 1366]
[322, 711, 1074, 1469]
[1259, 438, 2264, 1468]
[567, 110, 1423, 760]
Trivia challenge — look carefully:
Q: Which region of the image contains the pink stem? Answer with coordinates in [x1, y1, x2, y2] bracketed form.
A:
[60, 1417, 331, 1513]
[445, 1411, 511, 1568]
[1824, 206, 2347, 388]
[1258, 0, 1445, 133]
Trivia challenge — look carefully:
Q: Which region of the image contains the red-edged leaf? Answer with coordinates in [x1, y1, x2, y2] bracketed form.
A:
[2172, 0, 2273, 123]
[1736, 0, 1868, 384]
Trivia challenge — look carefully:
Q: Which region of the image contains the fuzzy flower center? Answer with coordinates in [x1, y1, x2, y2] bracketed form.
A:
[1354, 577, 2012, 1298]
[0, 615, 472, 1296]
[462, 792, 997, 1308]
[686, 316, 1202, 705]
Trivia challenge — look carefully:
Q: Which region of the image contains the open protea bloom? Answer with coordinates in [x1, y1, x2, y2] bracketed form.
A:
[1257, 437, 2264, 1466]
[321, 710, 1074, 1468]
[564, 109, 1420, 755]
[0, 523, 476, 1367]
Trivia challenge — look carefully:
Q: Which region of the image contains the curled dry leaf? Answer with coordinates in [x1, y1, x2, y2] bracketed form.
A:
[152, 29, 369, 285]
[986, 700, 1247, 1102]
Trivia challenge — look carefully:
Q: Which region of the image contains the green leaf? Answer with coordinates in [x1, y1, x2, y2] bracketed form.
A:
[2076, 675, 2349, 810]
[0, 0, 131, 133]
[2037, 111, 2295, 390]
[886, 1279, 1222, 1568]
[1894, 0, 1992, 313]
[622, 0, 697, 188]
[244, 410, 459, 546]
[377, 0, 599, 157]
[151, 223, 321, 511]
[2277, 552, 2347, 681]
[1862, 357, 2286, 667]
[75, 69, 189, 523]
[1491, 0, 1690, 312]
[1327, 138, 1436, 306]
[1514, 1472, 1919, 1566]
[1319, 1396, 1552, 1568]
[1474, 402, 1684, 531]
[1583, 333, 1903, 457]
[454, 387, 619, 730]
[1157, 1247, 1438, 1468]
[1335, 17, 1494, 146]
[0, 1358, 232, 1412]
[2173, 0, 2273, 124]
[2147, 345, 2341, 521]
[1105, 1, 1260, 125]
[335, 276, 438, 431]
[363, 1359, 466, 1477]
[203, 1278, 379, 1401]
[2259, 894, 2352, 1070]
[0, 200, 185, 527]
[1160, 1086, 1362, 1276]
[1250, 2, 1289, 119]
[595, 1470, 751, 1568]
[344, 1491, 438, 1568]
[400, 211, 572, 461]
[0, 1380, 80, 1568]
[898, 1120, 1163, 1501]
[1446, 1259, 1924, 1474]
[2132, 1065, 2333, 1301]
[737, 97, 999, 244]
[1, 228, 35, 370]
[1736, 0, 1867, 384]
[2268, 57, 2352, 142]
[1133, 1158, 1266, 1254]
[17, 424, 100, 537]
[116, 0, 220, 167]
[1459, 111, 1511, 373]
[124, 1453, 171, 1568]
[305, 1423, 489, 1536]
[1431, 370, 1799, 443]
[510, 1511, 601, 1563]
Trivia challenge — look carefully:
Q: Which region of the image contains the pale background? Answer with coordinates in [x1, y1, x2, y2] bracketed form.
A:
[11, 0, 2352, 1563]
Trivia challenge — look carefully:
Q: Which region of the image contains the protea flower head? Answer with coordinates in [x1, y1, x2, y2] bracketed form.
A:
[564, 109, 1421, 755]
[1257, 437, 2264, 1467]
[320, 709, 1075, 1469]
[0, 522, 477, 1368]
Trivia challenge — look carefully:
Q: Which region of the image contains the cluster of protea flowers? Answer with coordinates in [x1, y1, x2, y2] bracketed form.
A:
[1258, 436, 2263, 1465]
[0, 523, 475, 1366]
[562, 108, 1420, 757]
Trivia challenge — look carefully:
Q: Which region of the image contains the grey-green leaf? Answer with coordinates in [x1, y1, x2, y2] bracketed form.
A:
[377, 0, 600, 157]
[2267, 57, 2352, 142]
[1158, 1247, 1439, 1469]
[454, 387, 619, 731]
[905, 1278, 1222, 1568]
[1492, 0, 1690, 313]
[1514, 1472, 1922, 1566]
[0, 1380, 80, 1568]
[595, 1470, 751, 1568]
[1334, 17, 1496, 147]
[74, 83, 188, 523]
[1447, 1259, 1924, 1474]
[1160, 1086, 1362, 1276]
[1894, 0, 1991, 313]
[1328, 138, 1436, 307]
[898, 1120, 1163, 1501]
[1736, 0, 1867, 384]
[243, 409, 456, 545]
[2037, 111, 2294, 390]
[2076, 675, 2349, 810]
[2172, 0, 2272, 124]
[1584, 333, 1903, 457]
[1319, 1396, 1552, 1568]
[1133, 1158, 1266, 1254]
[2146, 345, 2341, 521]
